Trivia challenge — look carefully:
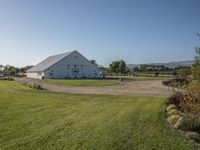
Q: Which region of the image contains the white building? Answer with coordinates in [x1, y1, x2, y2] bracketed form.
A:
[27, 50, 100, 79]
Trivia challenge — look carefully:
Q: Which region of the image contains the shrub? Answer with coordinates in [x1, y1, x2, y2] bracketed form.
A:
[192, 66, 200, 81]
[166, 104, 177, 112]
[167, 114, 181, 125]
[27, 82, 32, 87]
[17, 80, 43, 90]
[179, 84, 200, 116]
[0, 76, 14, 81]
[167, 84, 200, 117]
[167, 90, 184, 107]
[162, 80, 172, 86]
[180, 115, 200, 132]
[162, 77, 191, 87]
[31, 83, 42, 89]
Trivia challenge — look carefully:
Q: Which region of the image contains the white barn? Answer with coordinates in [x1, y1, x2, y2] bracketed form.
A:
[27, 50, 100, 79]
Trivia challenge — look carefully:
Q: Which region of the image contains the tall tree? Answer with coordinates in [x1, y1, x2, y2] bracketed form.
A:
[109, 60, 126, 74]
[0, 65, 4, 75]
[109, 61, 120, 73]
[19, 66, 33, 73]
[90, 59, 98, 67]
[119, 60, 126, 73]
[192, 33, 200, 81]
[134, 66, 139, 72]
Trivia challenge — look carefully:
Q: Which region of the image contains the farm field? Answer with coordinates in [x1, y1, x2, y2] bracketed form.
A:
[0, 81, 193, 150]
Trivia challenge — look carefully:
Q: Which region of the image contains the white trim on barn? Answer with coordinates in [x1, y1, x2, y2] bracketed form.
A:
[27, 50, 100, 79]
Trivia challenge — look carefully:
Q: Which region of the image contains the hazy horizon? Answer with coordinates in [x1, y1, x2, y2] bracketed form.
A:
[0, 0, 199, 67]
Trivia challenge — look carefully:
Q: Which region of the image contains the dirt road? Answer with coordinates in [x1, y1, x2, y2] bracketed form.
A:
[41, 80, 170, 97]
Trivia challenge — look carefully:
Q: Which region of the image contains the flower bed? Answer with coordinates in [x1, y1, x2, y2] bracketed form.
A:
[166, 84, 200, 148]
[16, 78, 43, 90]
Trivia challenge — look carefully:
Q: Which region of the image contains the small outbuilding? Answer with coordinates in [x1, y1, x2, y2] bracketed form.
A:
[27, 50, 100, 79]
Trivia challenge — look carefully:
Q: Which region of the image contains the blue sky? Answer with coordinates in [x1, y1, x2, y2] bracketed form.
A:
[0, 0, 200, 67]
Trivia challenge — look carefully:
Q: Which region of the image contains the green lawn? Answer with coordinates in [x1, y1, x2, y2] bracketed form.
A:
[46, 76, 169, 87]
[46, 79, 120, 86]
[0, 81, 194, 150]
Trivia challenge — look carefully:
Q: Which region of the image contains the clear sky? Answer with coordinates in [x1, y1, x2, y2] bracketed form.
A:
[0, 0, 200, 67]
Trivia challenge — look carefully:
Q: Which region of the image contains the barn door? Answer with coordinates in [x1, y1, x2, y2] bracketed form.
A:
[72, 65, 80, 78]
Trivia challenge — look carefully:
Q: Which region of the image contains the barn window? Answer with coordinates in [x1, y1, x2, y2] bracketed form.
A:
[74, 55, 78, 58]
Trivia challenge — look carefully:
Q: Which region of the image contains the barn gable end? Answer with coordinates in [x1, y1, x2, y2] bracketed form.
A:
[27, 50, 100, 79]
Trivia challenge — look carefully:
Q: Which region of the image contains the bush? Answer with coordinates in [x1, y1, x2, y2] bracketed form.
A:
[166, 104, 177, 112]
[162, 77, 190, 87]
[17, 80, 43, 90]
[167, 84, 200, 117]
[167, 114, 181, 125]
[177, 84, 200, 116]
[0, 76, 14, 81]
[180, 115, 200, 132]
[31, 83, 42, 89]
[167, 90, 184, 107]
[192, 66, 200, 81]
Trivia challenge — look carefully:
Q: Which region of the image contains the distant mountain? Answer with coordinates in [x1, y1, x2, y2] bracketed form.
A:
[128, 60, 194, 68]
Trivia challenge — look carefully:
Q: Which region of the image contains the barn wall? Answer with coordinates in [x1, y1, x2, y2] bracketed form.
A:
[44, 51, 100, 79]
[27, 72, 43, 79]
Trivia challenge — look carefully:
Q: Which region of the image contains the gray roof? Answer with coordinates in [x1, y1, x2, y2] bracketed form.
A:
[27, 51, 75, 72]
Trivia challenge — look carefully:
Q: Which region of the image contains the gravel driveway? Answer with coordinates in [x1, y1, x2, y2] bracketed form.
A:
[41, 80, 170, 97]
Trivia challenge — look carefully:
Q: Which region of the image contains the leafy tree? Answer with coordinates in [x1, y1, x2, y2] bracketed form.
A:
[134, 66, 139, 72]
[127, 68, 136, 76]
[179, 67, 192, 78]
[155, 71, 159, 77]
[0, 65, 4, 75]
[90, 60, 98, 67]
[192, 33, 200, 81]
[19, 66, 33, 73]
[3, 65, 19, 76]
[109, 60, 126, 74]
[139, 64, 147, 71]
[119, 60, 126, 73]
[109, 61, 120, 73]
[1, 65, 32, 77]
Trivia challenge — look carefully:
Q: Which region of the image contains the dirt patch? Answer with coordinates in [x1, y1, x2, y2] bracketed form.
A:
[41, 80, 170, 97]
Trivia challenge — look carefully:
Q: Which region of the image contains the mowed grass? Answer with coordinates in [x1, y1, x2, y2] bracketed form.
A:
[46, 79, 120, 86]
[0, 81, 194, 150]
[46, 76, 169, 87]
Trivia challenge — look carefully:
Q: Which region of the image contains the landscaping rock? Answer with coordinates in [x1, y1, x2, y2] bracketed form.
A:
[174, 117, 183, 129]
[186, 132, 200, 142]
[166, 104, 177, 112]
[167, 114, 181, 125]
[167, 109, 181, 116]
